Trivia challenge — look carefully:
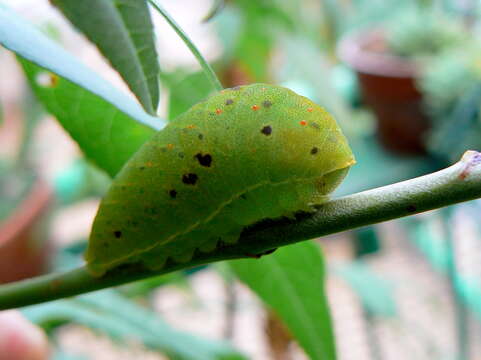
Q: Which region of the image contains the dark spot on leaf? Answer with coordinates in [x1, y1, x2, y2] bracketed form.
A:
[240, 194, 247, 200]
[182, 173, 198, 185]
[310, 147, 319, 155]
[195, 153, 212, 167]
[262, 100, 272, 108]
[169, 189, 177, 198]
[198, 134, 204, 140]
[261, 126, 272, 136]
[139, 166, 145, 170]
[406, 205, 417, 212]
[225, 99, 234, 105]
[114, 231, 122, 238]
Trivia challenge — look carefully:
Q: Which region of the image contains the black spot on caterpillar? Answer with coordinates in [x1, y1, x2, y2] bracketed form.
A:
[182, 173, 198, 185]
[195, 153, 212, 167]
[261, 126, 272, 136]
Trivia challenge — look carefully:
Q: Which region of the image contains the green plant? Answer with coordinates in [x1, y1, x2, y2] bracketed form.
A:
[419, 42, 481, 161]
[0, 2, 480, 360]
[385, 7, 465, 59]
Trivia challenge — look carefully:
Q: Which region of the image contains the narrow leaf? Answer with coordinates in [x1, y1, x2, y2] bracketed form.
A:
[0, 5, 162, 131]
[51, 0, 160, 115]
[79, 291, 246, 360]
[19, 59, 156, 177]
[0, 5, 164, 176]
[230, 242, 337, 360]
[23, 290, 246, 360]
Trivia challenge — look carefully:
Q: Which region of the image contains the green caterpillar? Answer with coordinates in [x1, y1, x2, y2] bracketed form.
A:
[86, 84, 355, 276]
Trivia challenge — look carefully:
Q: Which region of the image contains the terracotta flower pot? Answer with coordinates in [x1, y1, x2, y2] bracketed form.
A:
[338, 29, 430, 154]
[0, 177, 52, 284]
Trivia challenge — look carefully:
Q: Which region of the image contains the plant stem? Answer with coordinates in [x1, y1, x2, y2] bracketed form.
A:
[0, 150, 480, 310]
[148, 0, 224, 92]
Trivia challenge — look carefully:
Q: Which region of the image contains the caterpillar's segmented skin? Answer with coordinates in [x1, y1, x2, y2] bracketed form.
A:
[86, 84, 355, 276]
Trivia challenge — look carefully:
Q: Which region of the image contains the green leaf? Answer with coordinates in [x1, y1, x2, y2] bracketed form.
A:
[51, 0, 160, 115]
[235, 24, 271, 82]
[19, 59, 156, 177]
[0, 5, 164, 176]
[230, 242, 337, 360]
[0, 6, 161, 129]
[162, 70, 214, 120]
[23, 290, 246, 360]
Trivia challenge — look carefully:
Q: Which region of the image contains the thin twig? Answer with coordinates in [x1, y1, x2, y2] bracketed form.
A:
[148, 0, 224, 92]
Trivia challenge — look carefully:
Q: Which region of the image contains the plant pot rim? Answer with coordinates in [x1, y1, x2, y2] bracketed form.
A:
[338, 28, 421, 78]
[0, 175, 52, 249]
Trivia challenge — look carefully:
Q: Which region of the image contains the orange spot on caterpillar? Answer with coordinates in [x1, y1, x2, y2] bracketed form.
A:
[146, 161, 154, 167]
[300, 120, 307, 126]
[167, 144, 174, 150]
[186, 125, 196, 129]
[251, 105, 259, 111]
[215, 108, 223, 114]
[307, 107, 313, 112]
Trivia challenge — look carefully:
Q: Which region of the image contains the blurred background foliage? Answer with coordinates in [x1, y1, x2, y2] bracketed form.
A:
[2, 0, 481, 359]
